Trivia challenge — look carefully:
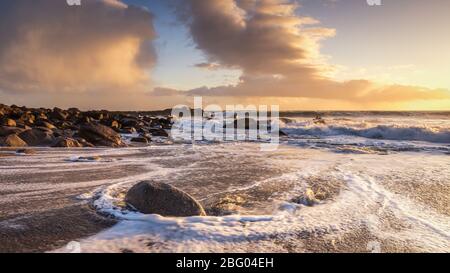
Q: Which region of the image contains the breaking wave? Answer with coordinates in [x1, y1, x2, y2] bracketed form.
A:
[284, 125, 450, 144]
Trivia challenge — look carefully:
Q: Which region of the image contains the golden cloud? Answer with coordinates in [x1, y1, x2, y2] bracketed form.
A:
[159, 0, 450, 104]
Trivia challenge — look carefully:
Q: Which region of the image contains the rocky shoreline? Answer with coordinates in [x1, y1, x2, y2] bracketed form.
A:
[0, 104, 173, 148]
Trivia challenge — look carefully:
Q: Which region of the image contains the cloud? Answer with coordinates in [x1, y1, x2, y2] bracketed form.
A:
[164, 0, 449, 104]
[0, 0, 156, 95]
[194, 62, 222, 70]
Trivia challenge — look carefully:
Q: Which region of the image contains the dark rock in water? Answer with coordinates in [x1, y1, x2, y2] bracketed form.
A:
[16, 148, 37, 155]
[0, 126, 25, 137]
[280, 118, 295, 124]
[0, 134, 27, 147]
[291, 189, 320, 207]
[131, 137, 149, 144]
[121, 127, 137, 134]
[76, 156, 102, 162]
[313, 116, 326, 125]
[279, 130, 288, 137]
[51, 137, 83, 148]
[125, 181, 206, 217]
[149, 128, 169, 137]
[79, 122, 125, 147]
[206, 195, 246, 216]
[151, 117, 173, 129]
[121, 117, 140, 128]
[111, 120, 120, 129]
[1, 118, 16, 127]
[18, 129, 55, 146]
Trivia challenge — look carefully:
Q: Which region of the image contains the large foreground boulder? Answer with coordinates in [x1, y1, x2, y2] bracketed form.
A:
[79, 122, 125, 147]
[125, 181, 206, 217]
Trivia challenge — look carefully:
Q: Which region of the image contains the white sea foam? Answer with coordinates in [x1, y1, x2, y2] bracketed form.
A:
[50, 144, 450, 253]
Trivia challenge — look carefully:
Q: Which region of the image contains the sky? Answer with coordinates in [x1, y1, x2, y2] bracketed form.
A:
[0, 0, 449, 110]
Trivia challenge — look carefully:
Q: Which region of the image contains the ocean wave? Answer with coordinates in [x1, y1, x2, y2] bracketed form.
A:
[283, 125, 450, 143]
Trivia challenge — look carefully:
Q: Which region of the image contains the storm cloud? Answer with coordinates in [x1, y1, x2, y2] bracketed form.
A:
[0, 0, 156, 95]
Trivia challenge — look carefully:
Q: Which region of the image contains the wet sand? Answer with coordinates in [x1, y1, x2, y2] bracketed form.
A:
[1, 144, 449, 253]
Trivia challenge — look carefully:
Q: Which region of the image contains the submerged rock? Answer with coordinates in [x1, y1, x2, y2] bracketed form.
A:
[130, 137, 149, 144]
[149, 128, 169, 137]
[291, 189, 320, 207]
[16, 148, 37, 155]
[125, 181, 206, 217]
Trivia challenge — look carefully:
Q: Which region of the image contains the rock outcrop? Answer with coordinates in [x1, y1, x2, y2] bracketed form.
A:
[79, 122, 125, 147]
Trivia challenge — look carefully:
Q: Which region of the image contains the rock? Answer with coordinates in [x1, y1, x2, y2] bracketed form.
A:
[121, 117, 140, 128]
[79, 122, 125, 147]
[111, 120, 120, 129]
[149, 128, 169, 137]
[51, 137, 83, 148]
[223, 118, 264, 130]
[18, 129, 55, 146]
[313, 116, 326, 125]
[206, 195, 246, 216]
[50, 107, 69, 121]
[34, 120, 56, 130]
[280, 118, 295, 124]
[1, 118, 16, 127]
[0, 126, 25, 137]
[279, 130, 288, 137]
[75, 138, 95, 148]
[0, 134, 27, 147]
[125, 181, 206, 217]
[291, 189, 320, 207]
[16, 149, 37, 155]
[131, 137, 149, 144]
[121, 127, 137, 134]
[69, 156, 102, 162]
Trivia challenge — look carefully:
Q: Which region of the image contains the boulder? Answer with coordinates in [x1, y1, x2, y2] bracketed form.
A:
[34, 120, 56, 130]
[16, 149, 37, 155]
[125, 181, 206, 217]
[79, 122, 125, 147]
[131, 137, 149, 144]
[121, 127, 137, 134]
[0, 134, 27, 147]
[51, 137, 83, 148]
[74, 137, 95, 148]
[149, 128, 169, 137]
[1, 118, 16, 127]
[291, 189, 320, 207]
[18, 129, 55, 146]
[49, 107, 68, 121]
[111, 120, 120, 129]
[0, 126, 25, 137]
